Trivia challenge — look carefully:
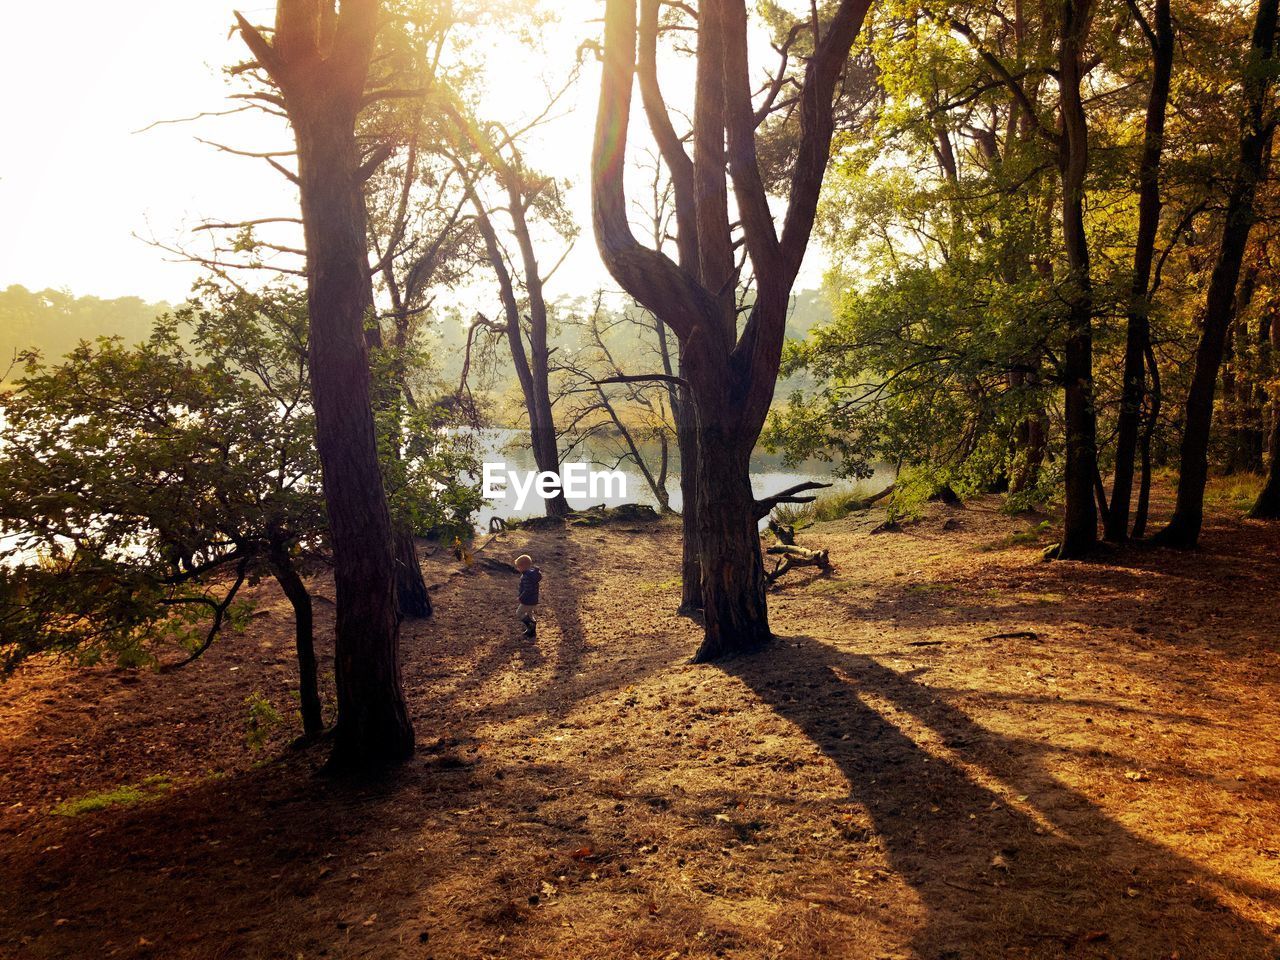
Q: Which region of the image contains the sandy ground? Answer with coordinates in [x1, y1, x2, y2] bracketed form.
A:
[1, 494, 1278, 959]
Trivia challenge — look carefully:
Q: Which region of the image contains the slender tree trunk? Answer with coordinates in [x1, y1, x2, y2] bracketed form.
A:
[394, 531, 431, 618]
[1252, 412, 1280, 516]
[1133, 340, 1162, 537]
[1252, 303, 1280, 516]
[1055, 0, 1100, 559]
[1155, 0, 1278, 546]
[238, 3, 415, 774]
[1108, 0, 1172, 541]
[269, 544, 323, 739]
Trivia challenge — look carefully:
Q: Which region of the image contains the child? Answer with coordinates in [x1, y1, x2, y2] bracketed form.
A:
[514, 554, 542, 638]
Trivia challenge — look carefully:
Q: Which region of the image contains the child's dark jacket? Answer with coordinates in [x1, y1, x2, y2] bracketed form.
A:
[518, 566, 542, 605]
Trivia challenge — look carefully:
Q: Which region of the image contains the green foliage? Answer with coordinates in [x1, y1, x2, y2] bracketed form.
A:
[764, 260, 1057, 485]
[51, 775, 172, 817]
[0, 281, 481, 677]
[244, 691, 285, 752]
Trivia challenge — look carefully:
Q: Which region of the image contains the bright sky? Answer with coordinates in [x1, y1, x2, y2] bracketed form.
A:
[0, 1, 821, 305]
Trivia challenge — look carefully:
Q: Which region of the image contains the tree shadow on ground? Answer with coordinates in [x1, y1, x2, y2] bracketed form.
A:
[723, 634, 1280, 959]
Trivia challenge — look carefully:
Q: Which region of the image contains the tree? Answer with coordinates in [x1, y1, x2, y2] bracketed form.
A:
[0, 291, 326, 735]
[557, 293, 679, 513]
[1051, 0, 1102, 557]
[446, 108, 576, 518]
[1154, 0, 1280, 547]
[592, 0, 872, 660]
[235, 0, 413, 773]
[0, 287, 482, 739]
[1106, 0, 1174, 542]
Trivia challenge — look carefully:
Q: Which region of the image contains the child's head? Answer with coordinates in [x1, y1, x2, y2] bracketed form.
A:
[515, 554, 533, 571]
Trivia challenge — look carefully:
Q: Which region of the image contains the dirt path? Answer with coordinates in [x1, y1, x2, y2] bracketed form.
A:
[1, 497, 1278, 959]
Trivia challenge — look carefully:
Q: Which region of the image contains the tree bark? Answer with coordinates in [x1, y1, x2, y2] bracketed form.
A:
[592, 0, 869, 659]
[1107, 0, 1172, 541]
[237, 2, 414, 774]
[1132, 340, 1162, 537]
[692, 420, 771, 660]
[1252, 411, 1280, 517]
[1054, 0, 1100, 559]
[674, 373, 702, 612]
[1252, 299, 1280, 517]
[394, 531, 431, 618]
[1154, 0, 1279, 547]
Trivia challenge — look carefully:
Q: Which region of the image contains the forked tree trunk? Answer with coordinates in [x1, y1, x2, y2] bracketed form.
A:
[592, 0, 869, 659]
[1108, 0, 1172, 542]
[237, 3, 414, 774]
[1155, 0, 1278, 547]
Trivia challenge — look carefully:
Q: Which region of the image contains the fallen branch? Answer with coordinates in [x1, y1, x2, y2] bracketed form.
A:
[754, 480, 833, 519]
[767, 519, 797, 545]
[856, 482, 896, 509]
[764, 543, 832, 582]
[977, 630, 1039, 642]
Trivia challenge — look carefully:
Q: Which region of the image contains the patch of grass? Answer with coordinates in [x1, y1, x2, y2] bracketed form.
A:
[1205, 472, 1263, 512]
[638, 576, 682, 594]
[51, 774, 172, 817]
[771, 481, 888, 528]
[978, 520, 1053, 552]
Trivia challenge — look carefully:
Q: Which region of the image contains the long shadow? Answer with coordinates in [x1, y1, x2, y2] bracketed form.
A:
[723, 635, 1280, 959]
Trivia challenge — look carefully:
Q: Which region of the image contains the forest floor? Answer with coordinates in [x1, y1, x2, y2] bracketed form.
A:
[1, 486, 1279, 959]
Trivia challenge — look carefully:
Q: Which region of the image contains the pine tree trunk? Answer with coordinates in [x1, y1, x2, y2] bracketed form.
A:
[294, 106, 413, 775]
[691, 416, 770, 661]
[238, 2, 414, 775]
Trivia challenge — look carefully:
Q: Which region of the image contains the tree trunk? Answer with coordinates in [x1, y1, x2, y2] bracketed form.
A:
[1055, 0, 1099, 559]
[691, 415, 770, 661]
[591, 0, 868, 660]
[674, 371, 702, 612]
[1252, 411, 1280, 517]
[1154, 0, 1278, 547]
[269, 544, 323, 738]
[1132, 340, 1162, 538]
[394, 531, 431, 618]
[1108, 0, 1172, 541]
[237, 2, 416, 774]
[295, 108, 414, 772]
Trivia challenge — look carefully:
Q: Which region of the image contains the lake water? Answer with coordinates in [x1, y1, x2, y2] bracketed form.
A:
[470, 428, 894, 529]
